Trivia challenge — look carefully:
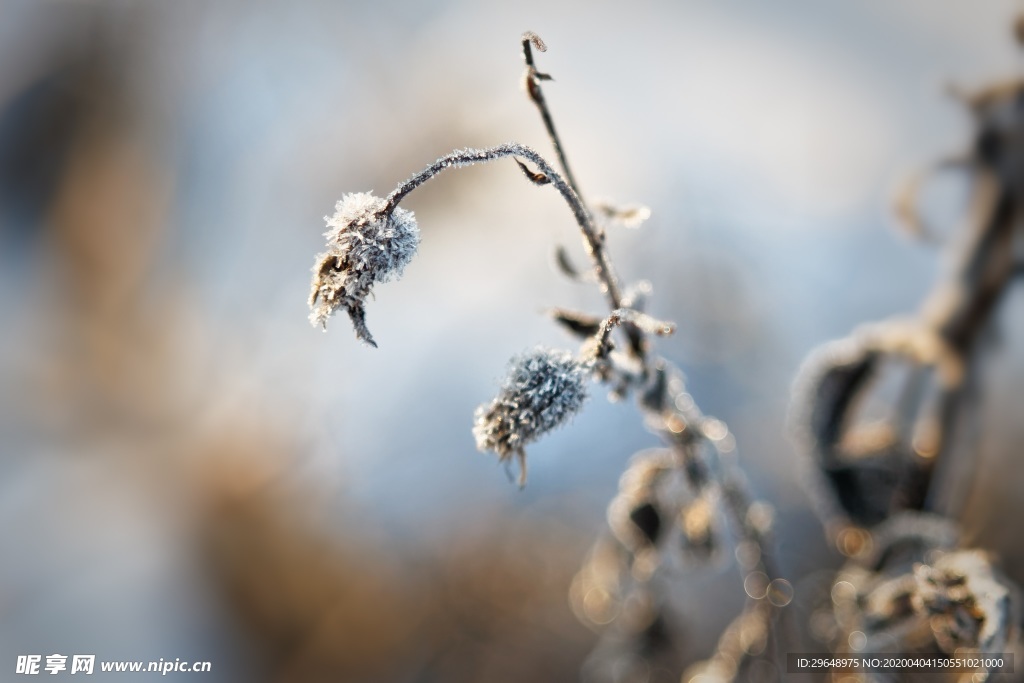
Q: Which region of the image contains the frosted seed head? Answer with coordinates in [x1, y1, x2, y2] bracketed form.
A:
[308, 192, 420, 346]
[473, 348, 589, 485]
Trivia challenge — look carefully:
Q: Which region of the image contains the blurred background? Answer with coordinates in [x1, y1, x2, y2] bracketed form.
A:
[2, 0, 1023, 680]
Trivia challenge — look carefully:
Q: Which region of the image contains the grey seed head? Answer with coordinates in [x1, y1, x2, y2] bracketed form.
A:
[473, 348, 589, 483]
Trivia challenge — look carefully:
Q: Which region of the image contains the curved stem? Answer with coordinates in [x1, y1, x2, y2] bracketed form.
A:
[382, 143, 626, 311]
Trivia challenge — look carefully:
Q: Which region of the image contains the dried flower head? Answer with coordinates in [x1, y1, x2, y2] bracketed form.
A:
[473, 348, 589, 486]
[308, 192, 420, 346]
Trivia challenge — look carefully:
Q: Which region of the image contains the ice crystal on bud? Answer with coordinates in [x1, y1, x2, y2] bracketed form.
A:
[473, 348, 589, 486]
[308, 192, 420, 346]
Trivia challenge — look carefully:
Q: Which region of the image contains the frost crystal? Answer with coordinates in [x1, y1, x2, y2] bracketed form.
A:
[308, 192, 420, 346]
[473, 348, 589, 486]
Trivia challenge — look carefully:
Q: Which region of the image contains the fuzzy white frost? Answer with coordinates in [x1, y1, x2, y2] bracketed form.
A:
[308, 192, 420, 346]
[473, 348, 589, 486]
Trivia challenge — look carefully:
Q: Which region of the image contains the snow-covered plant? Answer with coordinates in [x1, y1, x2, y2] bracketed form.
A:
[472, 348, 589, 487]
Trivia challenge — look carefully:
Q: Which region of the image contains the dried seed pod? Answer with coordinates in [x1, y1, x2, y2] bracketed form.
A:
[472, 348, 589, 486]
[308, 192, 420, 346]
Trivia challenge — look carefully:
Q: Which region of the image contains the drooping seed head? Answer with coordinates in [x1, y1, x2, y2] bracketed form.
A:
[308, 192, 420, 346]
[473, 348, 589, 485]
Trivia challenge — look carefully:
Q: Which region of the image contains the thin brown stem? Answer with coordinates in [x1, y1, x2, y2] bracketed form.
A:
[521, 32, 582, 198]
[382, 143, 627, 312]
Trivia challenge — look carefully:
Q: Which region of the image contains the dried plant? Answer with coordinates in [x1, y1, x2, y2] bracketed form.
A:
[307, 21, 1024, 683]
[472, 348, 589, 487]
[789, 21, 1024, 683]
